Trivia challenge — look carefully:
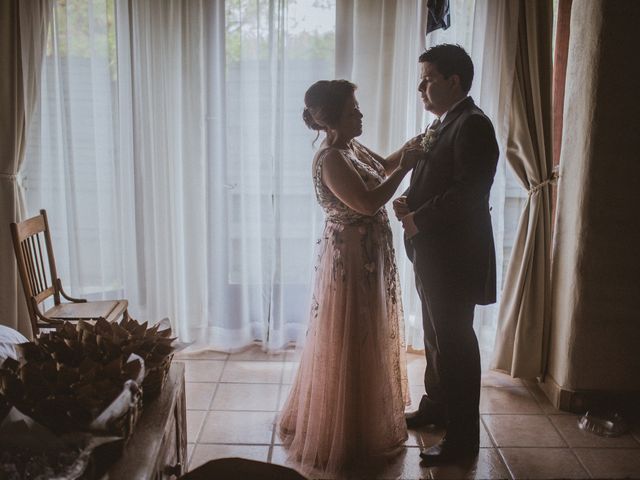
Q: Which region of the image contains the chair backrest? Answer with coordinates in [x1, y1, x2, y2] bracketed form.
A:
[10, 209, 61, 333]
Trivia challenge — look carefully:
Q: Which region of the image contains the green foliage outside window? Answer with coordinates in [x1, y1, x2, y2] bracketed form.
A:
[47, 0, 117, 78]
[225, 0, 334, 64]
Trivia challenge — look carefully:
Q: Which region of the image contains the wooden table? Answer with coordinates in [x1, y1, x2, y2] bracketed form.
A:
[102, 362, 187, 479]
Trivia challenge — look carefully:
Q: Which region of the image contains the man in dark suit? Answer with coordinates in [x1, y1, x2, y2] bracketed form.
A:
[394, 44, 498, 463]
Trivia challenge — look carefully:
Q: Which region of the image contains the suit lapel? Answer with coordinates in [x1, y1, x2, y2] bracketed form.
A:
[438, 96, 474, 133]
[411, 145, 433, 186]
[408, 97, 476, 192]
[409, 97, 475, 190]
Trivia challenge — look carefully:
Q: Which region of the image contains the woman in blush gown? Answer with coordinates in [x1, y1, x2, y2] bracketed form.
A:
[278, 80, 422, 477]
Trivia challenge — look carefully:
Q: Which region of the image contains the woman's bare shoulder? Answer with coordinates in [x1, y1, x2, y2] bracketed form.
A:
[313, 146, 348, 171]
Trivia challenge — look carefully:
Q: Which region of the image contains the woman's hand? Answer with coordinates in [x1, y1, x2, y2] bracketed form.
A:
[403, 134, 423, 149]
[399, 144, 425, 172]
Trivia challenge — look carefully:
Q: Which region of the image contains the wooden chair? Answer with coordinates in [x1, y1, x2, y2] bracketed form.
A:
[10, 209, 128, 335]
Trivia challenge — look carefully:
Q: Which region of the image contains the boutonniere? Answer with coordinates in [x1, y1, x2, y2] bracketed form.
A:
[420, 126, 439, 153]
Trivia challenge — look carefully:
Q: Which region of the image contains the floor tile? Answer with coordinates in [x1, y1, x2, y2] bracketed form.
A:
[186, 410, 206, 443]
[183, 360, 225, 382]
[479, 420, 494, 448]
[189, 444, 270, 470]
[177, 344, 640, 480]
[406, 426, 445, 448]
[481, 370, 524, 388]
[499, 447, 588, 479]
[221, 360, 283, 384]
[526, 383, 571, 415]
[269, 446, 312, 476]
[187, 443, 195, 467]
[269, 446, 511, 480]
[363, 447, 428, 480]
[278, 384, 292, 412]
[425, 448, 511, 479]
[520, 378, 538, 389]
[230, 344, 287, 362]
[480, 387, 543, 414]
[483, 415, 566, 447]
[175, 348, 228, 360]
[273, 446, 424, 480]
[573, 447, 640, 478]
[199, 410, 275, 444]
[272, 422, 285, 446]
[282, 361, 299, 384]
[549, 414, 640, 448]
[270, 418, 444, 452]
[271, 445, 337, 479]
[211, 383, 279, 411]
[269, 445, 292, 466]
[186, 382, 216, 410]
[397, 423, 491, 450]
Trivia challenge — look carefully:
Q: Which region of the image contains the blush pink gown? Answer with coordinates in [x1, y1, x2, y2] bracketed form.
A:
[278, 141, 409, 477]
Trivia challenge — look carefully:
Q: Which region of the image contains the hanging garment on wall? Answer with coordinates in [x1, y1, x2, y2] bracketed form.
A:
[426, 0, 451, 34]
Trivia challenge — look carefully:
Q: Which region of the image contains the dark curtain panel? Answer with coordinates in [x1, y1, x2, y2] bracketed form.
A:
[426, 0, 450, 34]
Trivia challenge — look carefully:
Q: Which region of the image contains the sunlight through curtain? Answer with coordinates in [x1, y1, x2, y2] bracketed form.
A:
[336, 0, 521, 363]
[22, 0, 525, 356]
[22, 0, 333, 350]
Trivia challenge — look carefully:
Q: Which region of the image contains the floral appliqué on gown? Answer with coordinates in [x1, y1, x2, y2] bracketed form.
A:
[278, 141, 410, 477]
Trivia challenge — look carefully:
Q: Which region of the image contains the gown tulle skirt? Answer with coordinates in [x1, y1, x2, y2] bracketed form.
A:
[278, 216, 410, 477]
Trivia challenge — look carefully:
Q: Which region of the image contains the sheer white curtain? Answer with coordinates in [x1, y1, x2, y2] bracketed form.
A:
[336, 0, 521, 359]
[22, 0, 521, 355]
[116, 0, 211, 342]
[202, 0, 333, 349]
[23, 0, 333, 351]
[335, 0, 428, 351]
[23, 0, 127, 308]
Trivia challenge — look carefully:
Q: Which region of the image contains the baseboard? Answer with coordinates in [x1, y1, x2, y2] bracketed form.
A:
[539, 374, 581, 412]
[539, 374, 640, 414]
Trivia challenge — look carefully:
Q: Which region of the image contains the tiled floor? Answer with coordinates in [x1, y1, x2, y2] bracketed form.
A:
[176, 346, 640, 479]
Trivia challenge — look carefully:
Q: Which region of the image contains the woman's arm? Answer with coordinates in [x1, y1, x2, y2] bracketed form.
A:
[358, 136, 423, 175]
[321, 148, 421, 216]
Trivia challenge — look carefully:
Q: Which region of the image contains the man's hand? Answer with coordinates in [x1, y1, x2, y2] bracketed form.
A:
[402, 212, 419, 239]
[394, 196, 419, 238]
[393, 196, 410, 221]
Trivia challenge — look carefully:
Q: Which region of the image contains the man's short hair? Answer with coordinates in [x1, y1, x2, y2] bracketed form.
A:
[419, 44, 474, 94]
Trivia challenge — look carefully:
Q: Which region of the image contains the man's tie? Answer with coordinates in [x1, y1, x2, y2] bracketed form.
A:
[428, 117, 441, 131]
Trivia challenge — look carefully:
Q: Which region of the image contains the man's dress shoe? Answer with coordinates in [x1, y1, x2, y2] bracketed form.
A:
[419, 437, 479, 464]
[404, 400, 447, 429]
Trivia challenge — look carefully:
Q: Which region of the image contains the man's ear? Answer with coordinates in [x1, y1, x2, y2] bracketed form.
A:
[449, 74, 461, 90]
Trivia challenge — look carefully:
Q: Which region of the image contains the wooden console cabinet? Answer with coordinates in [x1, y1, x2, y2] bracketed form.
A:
[103, 362, 187, 479]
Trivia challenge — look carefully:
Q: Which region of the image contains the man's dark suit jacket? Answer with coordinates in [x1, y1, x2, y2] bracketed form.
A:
[405, 97, 499, 306]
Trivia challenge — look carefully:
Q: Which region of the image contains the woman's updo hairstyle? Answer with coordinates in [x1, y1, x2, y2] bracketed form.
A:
[302, 80, 357, 132]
